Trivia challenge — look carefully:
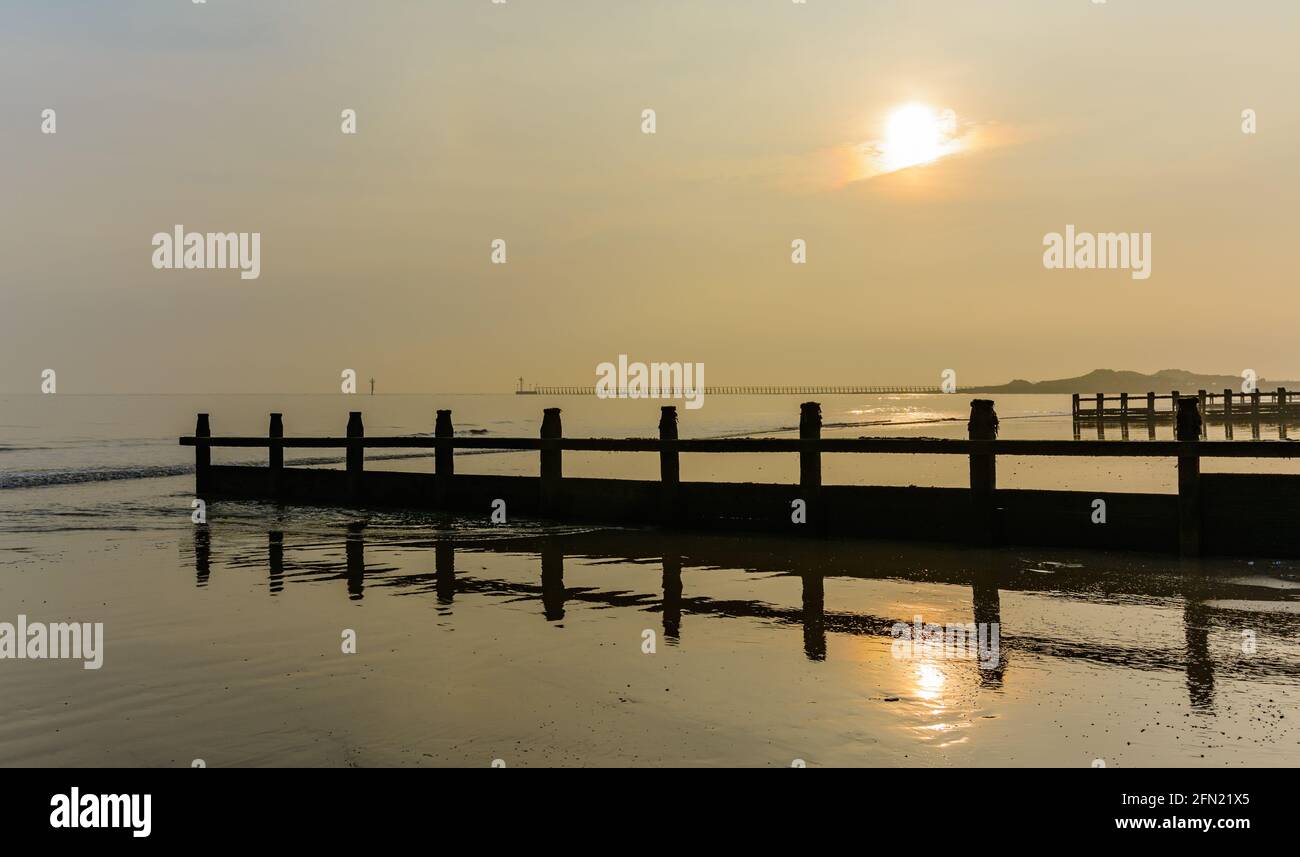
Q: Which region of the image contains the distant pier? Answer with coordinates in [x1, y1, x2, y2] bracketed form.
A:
[516, 384, 942, 395]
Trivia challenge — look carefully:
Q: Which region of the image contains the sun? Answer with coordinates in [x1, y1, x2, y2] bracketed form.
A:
[878, 103, 958, 173]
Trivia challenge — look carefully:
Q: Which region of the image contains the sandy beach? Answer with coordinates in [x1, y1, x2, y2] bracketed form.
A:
[2, 393, 1298, 767]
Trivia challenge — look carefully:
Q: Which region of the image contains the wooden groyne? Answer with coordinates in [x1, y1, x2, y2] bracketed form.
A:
[1072, 389, 1298, 440]
[181, 397, 1300, 558]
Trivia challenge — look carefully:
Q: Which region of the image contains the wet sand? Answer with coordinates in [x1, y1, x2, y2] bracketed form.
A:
[1, 476, 1297, 767]
[3, 393, 1299, 767]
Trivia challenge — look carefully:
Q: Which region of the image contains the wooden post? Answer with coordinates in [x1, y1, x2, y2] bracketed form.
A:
[1279, 388, 1288, 439]
[1095, 392, 1105, 439]
[540, 408, 563, 515]
[268, 413, 283, 497]
[434, 409, 454, 505]
[1120, 392, 1129, 420]
[968, 399, 998, 545]
[1175, 396, 1202, 557]
[1171, 391, 1179, 415]
[346, 411, 364, 503]
[194, 413, 211, 495]
[799, 402, 821, 491]
[1145, 391, 1156, 440]
[1223, 389, 1234, 440]
[1197, 390, 1207, 438]
[659, 406, 680, 524]
[1251, 388, 1261, 439]
[799, 402, 822, 530]
[1071, 392, 1081, 440]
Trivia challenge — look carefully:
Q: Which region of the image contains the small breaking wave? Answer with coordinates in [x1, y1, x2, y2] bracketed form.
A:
[0, 463, 195, 490]
[0, 448, 526, 491]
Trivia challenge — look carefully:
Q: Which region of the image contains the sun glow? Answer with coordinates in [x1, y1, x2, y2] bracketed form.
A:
[877, 103, 960, 174]
[915, 662, 947, 700]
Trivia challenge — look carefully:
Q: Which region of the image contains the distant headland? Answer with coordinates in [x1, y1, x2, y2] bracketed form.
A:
[967, 369, 1300, 394]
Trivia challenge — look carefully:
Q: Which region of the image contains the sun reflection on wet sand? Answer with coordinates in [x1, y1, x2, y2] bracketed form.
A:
[916, 662, 947, 699]
[907, 661, 979, 748]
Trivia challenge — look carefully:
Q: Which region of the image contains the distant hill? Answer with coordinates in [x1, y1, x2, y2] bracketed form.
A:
[966, 369, 1300, 394]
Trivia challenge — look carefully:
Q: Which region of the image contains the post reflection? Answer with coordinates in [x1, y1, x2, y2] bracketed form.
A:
[193, 526, 210, 587]
[1184, 599, 1216, 711]
[435, 541, 456, 605]
[176, 524, 1262, 713]
[801, 571, 826, 662]
[1179, 560, 1216, 711]
[268, 530, 284, 595]
[540, 538, 565, 622]
[972, 567, 1004, 689]
[345, 522, 365, 601]
[661, 553, 682, 641]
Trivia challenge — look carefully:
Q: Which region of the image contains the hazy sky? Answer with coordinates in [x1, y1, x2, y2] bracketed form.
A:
[2, 0, 1297, 393]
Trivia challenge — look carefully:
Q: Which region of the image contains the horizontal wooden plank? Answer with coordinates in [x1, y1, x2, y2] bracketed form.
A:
[200, 465, 1300, 556]
[180, 435, 1300, 457]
